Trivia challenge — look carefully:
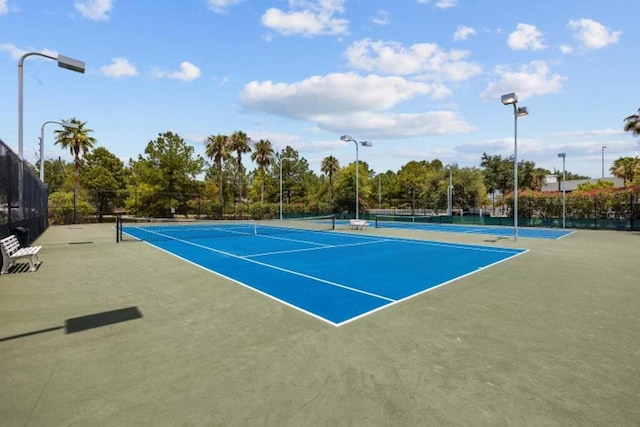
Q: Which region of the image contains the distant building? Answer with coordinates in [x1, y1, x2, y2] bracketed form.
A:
[541, 175, 624, 193]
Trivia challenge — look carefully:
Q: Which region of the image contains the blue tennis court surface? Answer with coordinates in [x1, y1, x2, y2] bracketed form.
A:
[368, 219, 573, 240]
[123, 223, 526, 326]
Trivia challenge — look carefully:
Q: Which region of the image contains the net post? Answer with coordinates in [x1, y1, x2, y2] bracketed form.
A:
[116, 216, 121, 243]
[375, 216, 379, 228]
[331, 215, 335, 230]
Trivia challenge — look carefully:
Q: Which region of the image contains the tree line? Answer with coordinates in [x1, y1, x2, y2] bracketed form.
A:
[37, 111, 640, 224]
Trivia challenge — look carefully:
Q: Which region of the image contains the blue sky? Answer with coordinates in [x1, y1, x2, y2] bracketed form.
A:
[1, 0, 639, 178]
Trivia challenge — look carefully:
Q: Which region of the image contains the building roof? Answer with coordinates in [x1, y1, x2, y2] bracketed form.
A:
[541, 177, 624, 192]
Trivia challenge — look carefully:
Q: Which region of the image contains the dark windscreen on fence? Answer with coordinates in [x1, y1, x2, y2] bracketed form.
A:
[0, 138, 48, 245]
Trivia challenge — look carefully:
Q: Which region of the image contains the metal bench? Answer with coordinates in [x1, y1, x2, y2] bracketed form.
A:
[349, 219, 369, 230]
[0, 235, 42, 274]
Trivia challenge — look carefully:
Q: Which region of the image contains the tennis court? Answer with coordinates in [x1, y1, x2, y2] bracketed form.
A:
[121, 219, 526, 325]
[371, 216, 574, 239]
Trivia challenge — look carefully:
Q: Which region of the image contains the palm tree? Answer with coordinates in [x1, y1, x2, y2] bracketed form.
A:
[54, 118, 96, 221]
[610, 156, 640, 185]
[228, 131, 252, 202]
[623, 108, 640, 136]
[251, 139, 274, 203]
[321, 155, 340, 212]
[205, 134, 230, 211]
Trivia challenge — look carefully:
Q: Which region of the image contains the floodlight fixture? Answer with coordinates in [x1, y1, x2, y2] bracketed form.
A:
[339, 134, 372, 220]
[501, 92, 518, 105]
[57, 55, 86, 74]
[500, 92, 528, 241]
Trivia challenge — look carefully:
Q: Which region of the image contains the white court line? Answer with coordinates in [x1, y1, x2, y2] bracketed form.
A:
[245, 239, 385, 258]
[335, 248, 530, 327]
[253, 232, 333, 247]
[139, 228, 395, 303]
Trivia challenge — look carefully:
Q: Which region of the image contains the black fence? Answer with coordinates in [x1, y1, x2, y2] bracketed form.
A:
[366, 190, 640, 231]
[0, 138, 48, 246]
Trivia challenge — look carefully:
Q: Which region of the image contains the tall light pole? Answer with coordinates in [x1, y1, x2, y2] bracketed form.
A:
[601, 146, 606, 178]
[40, 120, 78, 181]
[448, 166, 453, 216]
[558, 153, 566, 229]
[378, 174, 382, 209]
[501, 92, 529, 241]
[279, 155, 290, 220]
[340, 135, 372, 220]
[19, 52, 85, 159]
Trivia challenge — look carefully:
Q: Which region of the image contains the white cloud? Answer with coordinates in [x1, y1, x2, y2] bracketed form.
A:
[559, 44, 573, 54]
[206, 0, 244, 14]
[435, 0, 457, 8]
[547, 128, 625, 139]
[508, 23, 547, 51]
[315, 111, 473, 138]
[75, 0, 114, 21]
[151, 62, 202, 82]
[453, 25, 476, 41]
[0, 0, 8, 14]
[568, 18, 621, 49]
[344, 39, 481, 82]
[240, 72, 434, 118]
[371, 9, 389, 26]
[261, 0, 348, 37]
[100, 57, 138, 78]
[480, 61, 565, 101]
[417, 0, 458, 9]
[0, 43, 58, 60]
[239, 72, 473, 138]
[169, 62, 201, 82]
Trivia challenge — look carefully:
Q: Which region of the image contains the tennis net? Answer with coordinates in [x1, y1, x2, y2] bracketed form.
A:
[374, 214, 449, 228]
[116, 215, 335, 242]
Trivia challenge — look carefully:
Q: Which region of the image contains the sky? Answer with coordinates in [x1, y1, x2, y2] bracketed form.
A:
[1, 0, 639, 179]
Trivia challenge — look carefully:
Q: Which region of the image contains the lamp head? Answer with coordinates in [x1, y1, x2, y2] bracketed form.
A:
[557, 153, 566, 158]
[361, 141, 372, 147]
[61, 120, 79, 129]
[57, 55, 85, 74]
[501, 92, 518, 105]
[340, 135, 354, 142]
[516, 106, 529, 117]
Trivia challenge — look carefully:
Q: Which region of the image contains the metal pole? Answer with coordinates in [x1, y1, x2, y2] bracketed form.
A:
[562, 156, 566, 229]
[355, 141, 359, 220]
[513, 104, 519, 241]
[378, 175, 381, 209]
[448, 167, 453, 216]
[40, 127, 45, 181]
[279, 159, 283, 220]
[601, 146, 606, 178]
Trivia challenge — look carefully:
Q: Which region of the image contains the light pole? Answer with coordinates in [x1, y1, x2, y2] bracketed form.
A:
[279, 155, 290, 220]
[558, 153, 566, 229]
[39, 120, 78, 181]
[19, 52, 85, 159]
[448, 166, 453, 216]
[340, 135, 372, 220]
[378, 175, 382, 209]
[601, 146, 606, 178]
[501, 92, 529, 241]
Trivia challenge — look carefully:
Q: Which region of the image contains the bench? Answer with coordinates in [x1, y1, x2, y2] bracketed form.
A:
[349, 219, 369, 230]
[0, 235, 42, 274]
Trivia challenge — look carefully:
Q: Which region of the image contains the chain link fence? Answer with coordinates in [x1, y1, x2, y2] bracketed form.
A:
[0, 138, 48, 246]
